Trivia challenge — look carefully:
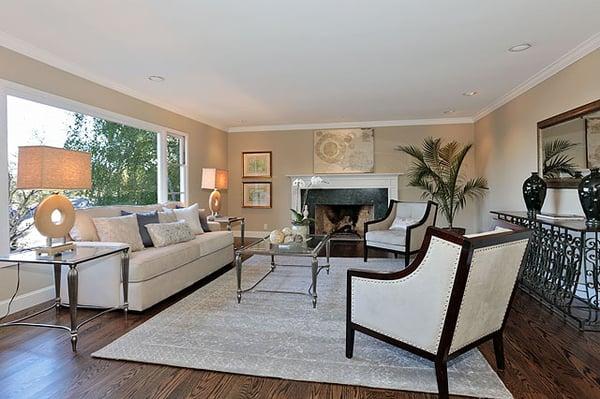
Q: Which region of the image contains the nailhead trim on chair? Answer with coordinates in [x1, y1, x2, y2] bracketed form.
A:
[449, 239, 529, 354]
[351, 236, 462, 353]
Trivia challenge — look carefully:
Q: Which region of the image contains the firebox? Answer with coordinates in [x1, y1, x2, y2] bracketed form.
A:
[314, 204, 374, 238]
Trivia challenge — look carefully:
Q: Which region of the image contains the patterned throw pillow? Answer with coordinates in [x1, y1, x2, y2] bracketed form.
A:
[145, 220, 195, 247]
[92, 214, 145, 252]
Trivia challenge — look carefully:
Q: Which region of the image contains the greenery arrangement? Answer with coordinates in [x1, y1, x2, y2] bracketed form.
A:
[542, 138, 579, 178]
[396, 137, 488, 229]
[290, 209, 313, 226]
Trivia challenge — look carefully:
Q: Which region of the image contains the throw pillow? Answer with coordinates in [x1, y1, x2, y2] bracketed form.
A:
[169, 203, 204, 234]
[92, 214, 145, 252]
[198, 208, 212, 232]
[158, 209, 178, 223]
[145, 220, 195, 247]
[120, 210, 159, 248]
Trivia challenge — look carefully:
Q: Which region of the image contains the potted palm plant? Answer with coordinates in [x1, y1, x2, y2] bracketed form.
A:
[396, 137, 488, 234]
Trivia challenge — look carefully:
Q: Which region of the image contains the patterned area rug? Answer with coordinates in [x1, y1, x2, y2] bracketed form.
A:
[93, 255, 512, 398]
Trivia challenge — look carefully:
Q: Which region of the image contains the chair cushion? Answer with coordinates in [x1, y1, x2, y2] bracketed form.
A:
[366, 229, 406, 246]
[128, 231, 233, 282]
[390, 217, 417, 232]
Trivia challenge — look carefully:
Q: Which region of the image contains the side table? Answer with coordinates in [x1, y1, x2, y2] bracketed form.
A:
[0, 244, 129, 351]
[211, 216, 245, 247]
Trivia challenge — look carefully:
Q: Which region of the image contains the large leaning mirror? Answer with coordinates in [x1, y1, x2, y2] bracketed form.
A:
[538, 99, 600, 188]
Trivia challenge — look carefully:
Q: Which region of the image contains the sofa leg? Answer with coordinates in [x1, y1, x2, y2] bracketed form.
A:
[435, 359, 449, 399]
[493, 332, 506, 370]
[346, 325, 355, 358]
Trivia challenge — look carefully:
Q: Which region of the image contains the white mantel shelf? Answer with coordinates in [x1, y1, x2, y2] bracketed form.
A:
[288, 173, 402, 211]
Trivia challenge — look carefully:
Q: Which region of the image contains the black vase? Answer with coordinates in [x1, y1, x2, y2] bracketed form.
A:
[578, 168, 600, 227]
[522, 172, 547, 218]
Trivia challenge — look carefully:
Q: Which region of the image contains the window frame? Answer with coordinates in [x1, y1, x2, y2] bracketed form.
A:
[0, 79, 189, 253]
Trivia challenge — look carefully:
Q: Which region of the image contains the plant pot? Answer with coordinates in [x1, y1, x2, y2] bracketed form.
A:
[522, 172, 547, 218]
[578, 168, 600, 227]
[442, 227, 466, 236]
[291, 224, 309, 240]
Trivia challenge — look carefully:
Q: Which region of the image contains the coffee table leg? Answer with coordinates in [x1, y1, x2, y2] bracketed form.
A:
[236, 253, 242, 303]
[311, 256, 318, 308]
[270, 254, 275, 271]
[326, 239, 331, 275]
[67, 265, 78, 351]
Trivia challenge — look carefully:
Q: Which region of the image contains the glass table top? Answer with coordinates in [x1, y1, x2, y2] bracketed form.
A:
[237, 234, 329, 256]
[0, 244, 129, 265]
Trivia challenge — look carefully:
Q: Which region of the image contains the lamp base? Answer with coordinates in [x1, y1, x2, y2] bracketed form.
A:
[209, 189, 222, 216]
[36, 242, 75, 256]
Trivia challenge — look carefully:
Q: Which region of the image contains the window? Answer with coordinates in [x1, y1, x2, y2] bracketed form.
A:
[2, 89, 188, 250]
[167, 133, 186, 202]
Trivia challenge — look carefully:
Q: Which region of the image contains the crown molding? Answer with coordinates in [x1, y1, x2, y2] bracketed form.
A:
[0, 30, 227, 131]
[474, 32, 600, 122]
[227, 117, 474, 133]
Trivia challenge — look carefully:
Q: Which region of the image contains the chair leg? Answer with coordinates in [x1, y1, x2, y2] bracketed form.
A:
[493, 332, 506, 370]
[363, 243, 368, 262]
[435, 359, 449, 399]
[346, 325, 355, 358]
[404, 252, 410, 266]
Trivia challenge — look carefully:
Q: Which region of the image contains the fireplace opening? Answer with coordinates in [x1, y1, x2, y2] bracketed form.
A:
[315, 204, 374, 239]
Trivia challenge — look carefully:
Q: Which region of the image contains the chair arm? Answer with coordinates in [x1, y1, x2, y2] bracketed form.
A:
[364, 201, 397, 232]
[348, 227, 464, 353]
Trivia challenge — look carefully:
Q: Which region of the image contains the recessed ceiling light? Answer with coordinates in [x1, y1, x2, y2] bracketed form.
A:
[147, 75, 165, 82]
[462, 91, 478, 97]
[443, 109, 456, 114]
[508, 43, 532, 52]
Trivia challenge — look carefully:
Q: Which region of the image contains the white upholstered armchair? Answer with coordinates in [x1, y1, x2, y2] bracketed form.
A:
[347, 223, 531, 398]
[364, 200, 438, 264]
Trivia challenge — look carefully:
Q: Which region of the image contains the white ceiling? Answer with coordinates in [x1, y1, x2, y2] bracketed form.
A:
[1, 0, 600, 131]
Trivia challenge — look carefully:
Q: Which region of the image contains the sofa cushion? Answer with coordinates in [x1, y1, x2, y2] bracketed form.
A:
[366, 229, 406, 247]
[146, 220, 195, 247]
[128, 231, 234, 282]
[71, 204, 163, 241]
[121, 210, 159, 247]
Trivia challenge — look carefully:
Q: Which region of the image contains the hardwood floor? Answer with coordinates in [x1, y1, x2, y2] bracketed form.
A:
[1, 239, 600, 399]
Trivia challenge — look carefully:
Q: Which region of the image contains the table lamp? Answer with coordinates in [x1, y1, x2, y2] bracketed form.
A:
[16, 146, 92, 255]
[201, 168, 228, 218]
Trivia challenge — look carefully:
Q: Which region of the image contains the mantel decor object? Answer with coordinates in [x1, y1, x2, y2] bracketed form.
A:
[578, 167, 600, 227]
[16, 146, 92, 255]
[522, 172, 547, 218]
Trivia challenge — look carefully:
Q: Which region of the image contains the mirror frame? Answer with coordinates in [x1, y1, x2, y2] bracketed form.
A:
[538, 99, 600, 188]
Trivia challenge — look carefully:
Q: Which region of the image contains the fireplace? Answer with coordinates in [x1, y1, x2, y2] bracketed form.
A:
[315, 204, 374, 238]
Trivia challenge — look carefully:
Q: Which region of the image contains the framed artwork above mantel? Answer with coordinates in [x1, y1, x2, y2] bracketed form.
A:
[313, 128, 374, 174]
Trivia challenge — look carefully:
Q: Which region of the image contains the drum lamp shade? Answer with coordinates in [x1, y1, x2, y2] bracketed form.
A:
[201, 168, 228, 190]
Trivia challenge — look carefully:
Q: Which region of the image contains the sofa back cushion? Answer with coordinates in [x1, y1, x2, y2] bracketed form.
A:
[121, 210, 159, 247]
[70, 204, 163, 241]
[146, 220, 195, 247]
[92, 214, 145, 251]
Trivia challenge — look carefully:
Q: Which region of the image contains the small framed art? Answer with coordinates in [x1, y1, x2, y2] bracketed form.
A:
[242, 151, 272, 178]
[242, 182, 272, 208]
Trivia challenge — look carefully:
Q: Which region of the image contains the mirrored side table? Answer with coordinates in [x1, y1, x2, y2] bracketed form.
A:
[0, 244, 129, 351]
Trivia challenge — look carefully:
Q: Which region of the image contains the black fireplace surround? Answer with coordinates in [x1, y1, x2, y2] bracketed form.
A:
[302, 188, 388, 235]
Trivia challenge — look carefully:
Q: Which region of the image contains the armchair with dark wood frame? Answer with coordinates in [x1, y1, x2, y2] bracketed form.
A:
[347, 223, 531, 398]
[363, 200, 438, 264]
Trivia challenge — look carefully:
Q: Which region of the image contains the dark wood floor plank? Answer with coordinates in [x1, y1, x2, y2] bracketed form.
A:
[1, 238, 599, 398]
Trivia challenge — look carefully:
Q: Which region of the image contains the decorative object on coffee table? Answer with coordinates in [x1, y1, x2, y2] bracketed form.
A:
[242, 182, 272, 208]
[396, 137, 487, 231]
[201, 168, 229, 217]
[16, 146, 91, 255]
[522, 172, 547, 218]
[242, 151, 272, 178]
[578, 167, 600, 227]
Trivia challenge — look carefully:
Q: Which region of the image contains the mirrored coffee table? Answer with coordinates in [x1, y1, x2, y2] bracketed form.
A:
[235, 234, 331, 308]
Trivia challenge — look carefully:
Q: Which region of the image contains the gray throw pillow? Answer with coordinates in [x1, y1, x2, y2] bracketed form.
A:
[199, 208, 212, 232]
[121, 210, 159, 247]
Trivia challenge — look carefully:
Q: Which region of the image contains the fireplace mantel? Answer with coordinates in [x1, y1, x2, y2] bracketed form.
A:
[288, 173, 402, 211]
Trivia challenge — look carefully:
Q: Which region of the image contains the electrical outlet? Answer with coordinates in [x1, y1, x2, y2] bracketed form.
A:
[263, 224, 268, 230]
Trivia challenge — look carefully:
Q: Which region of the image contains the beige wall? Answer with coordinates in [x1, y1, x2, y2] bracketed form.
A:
[474, 49, 600, 228]
[227, 123, 479, 234]
[0, 46, 228, 305]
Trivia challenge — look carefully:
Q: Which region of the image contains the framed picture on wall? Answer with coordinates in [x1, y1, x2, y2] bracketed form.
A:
[242, 182, 272, 208]
[242, 151, 272, 178]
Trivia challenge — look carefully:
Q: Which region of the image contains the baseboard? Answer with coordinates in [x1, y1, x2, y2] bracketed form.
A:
[234, 230, 268, 239]
[0, 285, 54, 317]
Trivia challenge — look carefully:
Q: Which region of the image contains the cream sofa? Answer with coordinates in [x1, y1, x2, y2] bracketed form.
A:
[60, 204, 234, 311]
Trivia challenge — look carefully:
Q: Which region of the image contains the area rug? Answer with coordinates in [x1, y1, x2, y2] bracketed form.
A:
[93, 255, 512, 398]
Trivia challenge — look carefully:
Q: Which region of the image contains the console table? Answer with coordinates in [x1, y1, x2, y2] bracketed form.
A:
[492, 211, 599, 331]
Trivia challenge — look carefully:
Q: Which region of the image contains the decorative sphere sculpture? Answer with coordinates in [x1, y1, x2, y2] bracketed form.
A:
[269, 229, 285, 244]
